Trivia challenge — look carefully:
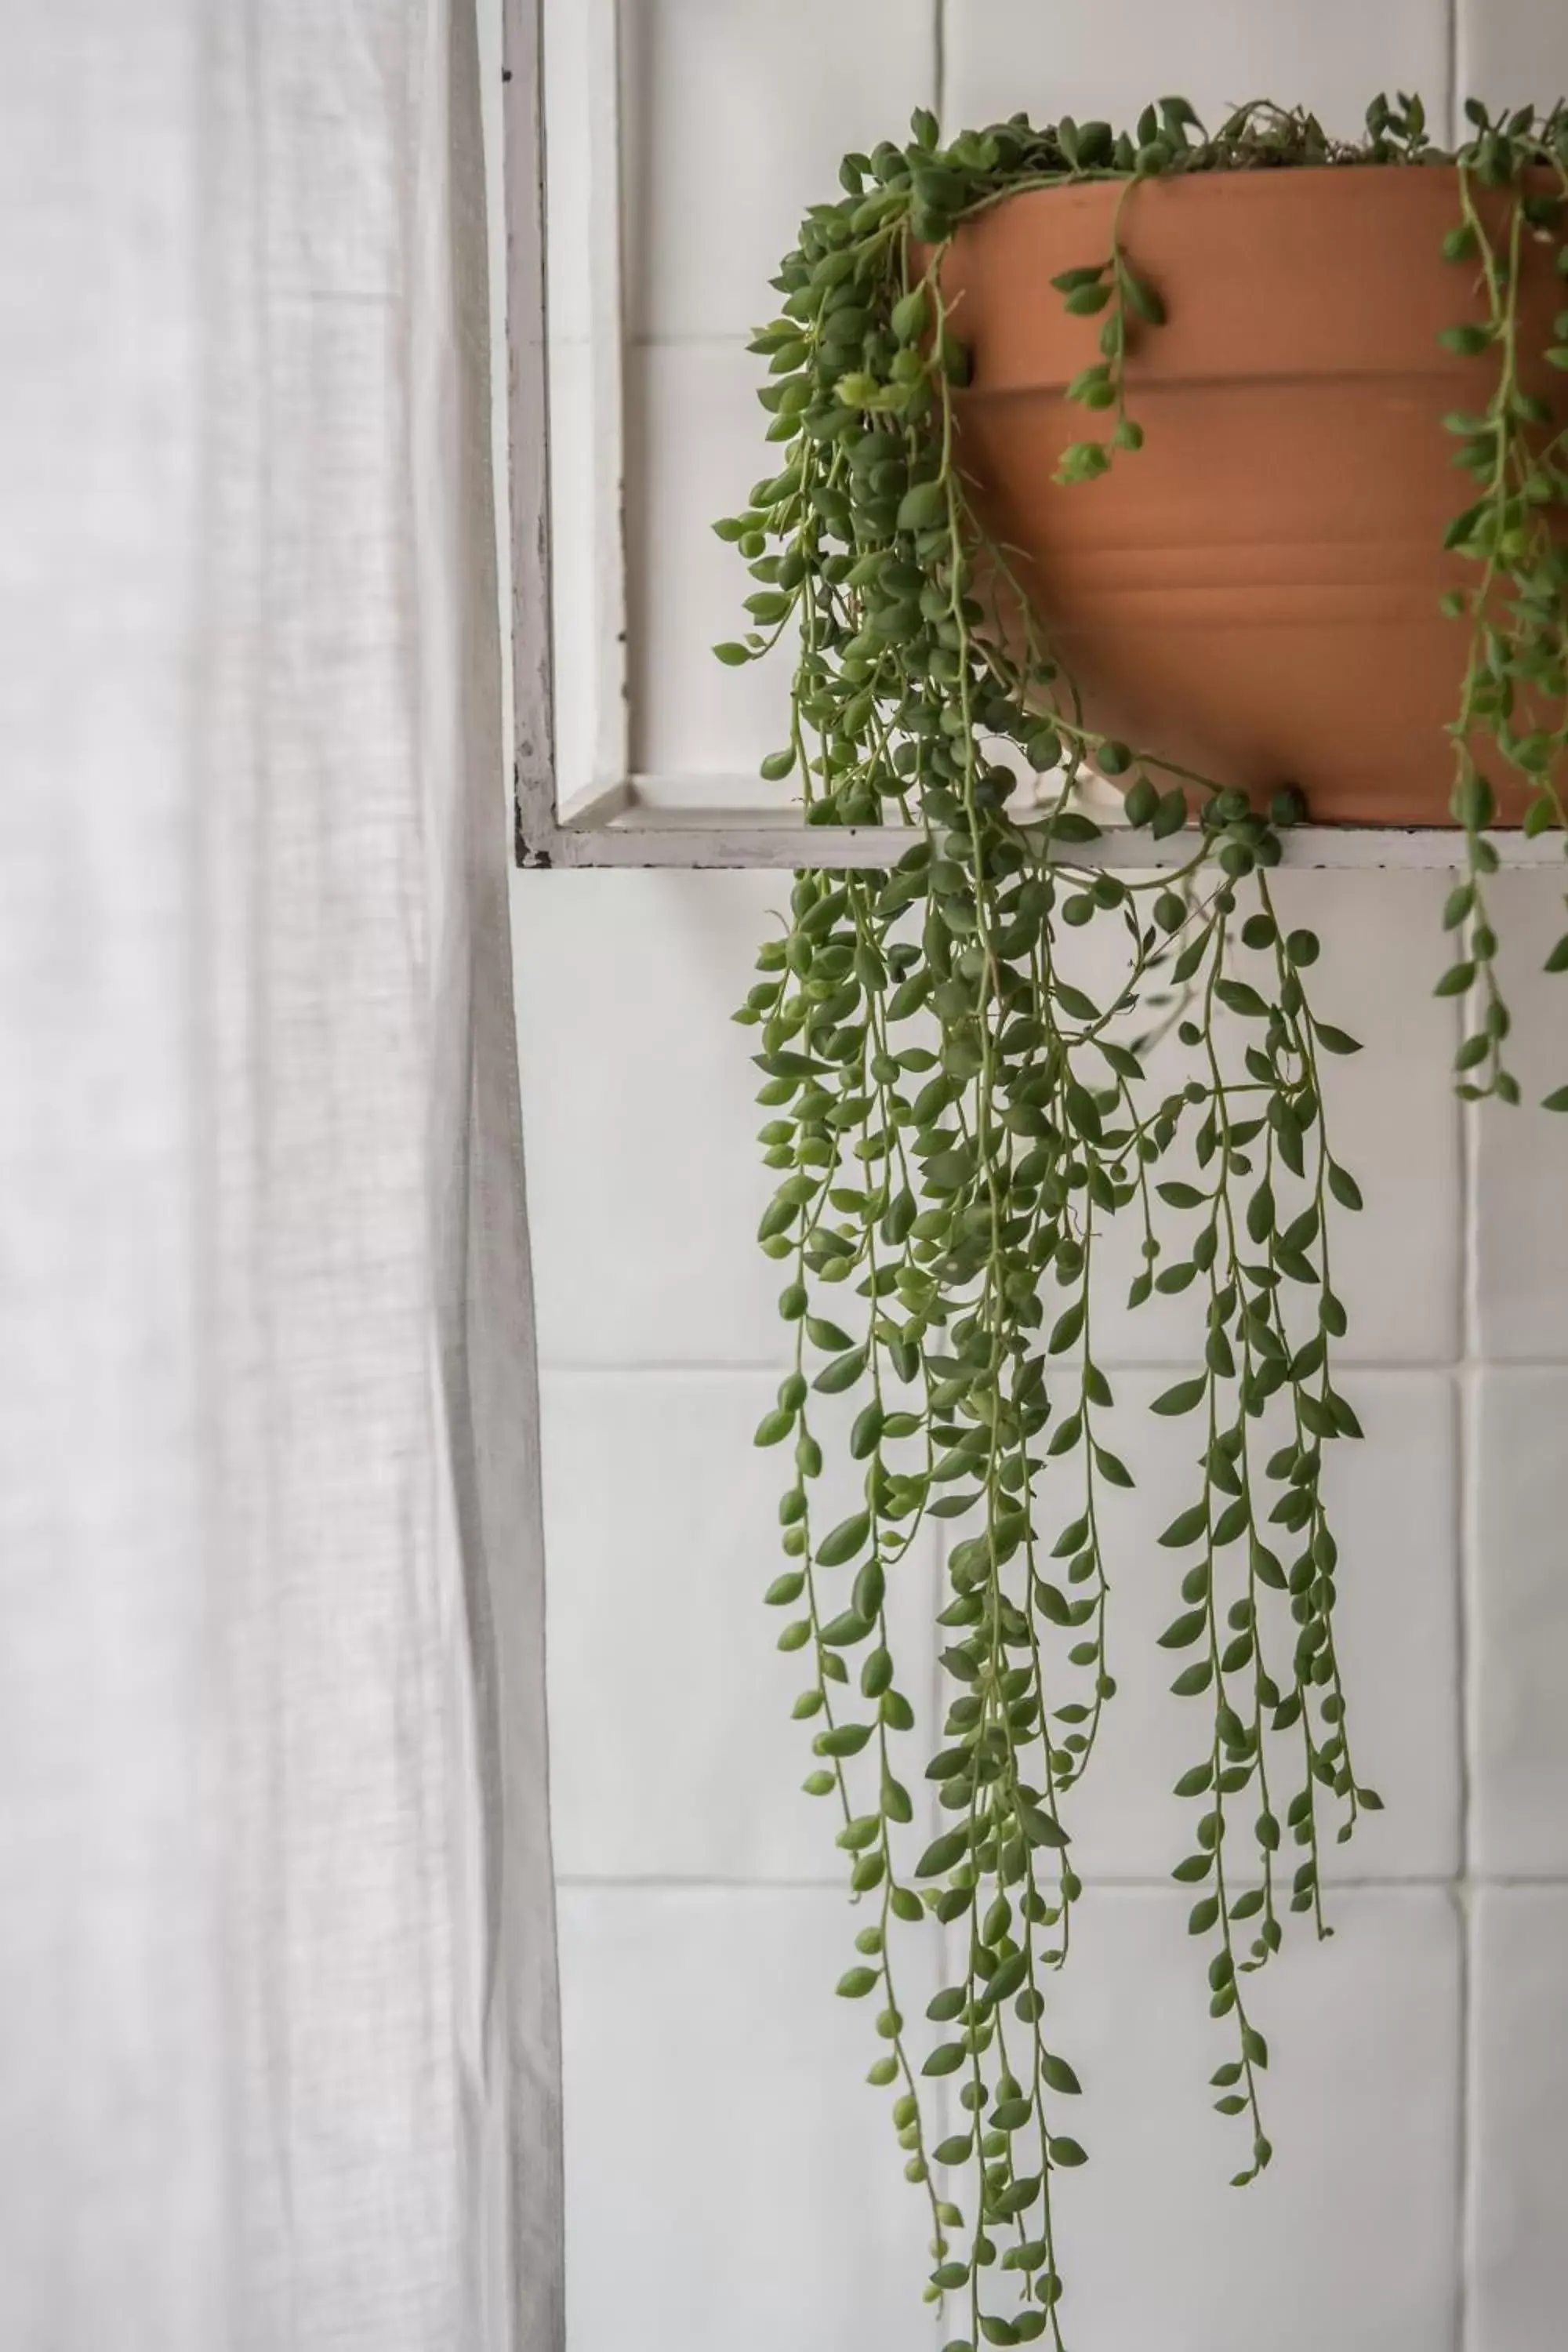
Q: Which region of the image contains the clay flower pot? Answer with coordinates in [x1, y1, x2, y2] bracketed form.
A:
[940, 168, 1565, 824]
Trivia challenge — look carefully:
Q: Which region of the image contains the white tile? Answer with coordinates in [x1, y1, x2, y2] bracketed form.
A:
[513, 865, 789, 1365]
[559, 1886, 943, 2352]
[626, 342, 797, 782]
[1470, 1888, 1568, 2352]
[1089, 872, 1463, 1366]
[513, 868, 1462, 1373]
[1033, 1372, 1458, 1882]
[543, 1371, 941, 1880]
[561, 1889, 1459, 2352]
[945, 0, 1450, 144]
[622, 0, 937, 343]
[1472, 1372, 1568, 1875]
[1459, 0, 1568, 118]
[1472, 873, 1568, 1359]
[1310, 1374, 1460, 1877]
[1035, 1889, 1460, 2350]
[1266, 872, 1463, 1363]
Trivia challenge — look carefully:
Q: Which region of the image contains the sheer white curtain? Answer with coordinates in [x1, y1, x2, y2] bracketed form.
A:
[0, 5, 561, 2347]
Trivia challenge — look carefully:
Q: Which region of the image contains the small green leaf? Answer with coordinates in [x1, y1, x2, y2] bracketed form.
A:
[1156, 1181, 1206, 1209]
[1452, 767, 1495, 831]
[891, 285, 930, 342]
[807, 1316, 856, 1352]
[1158, 1609, 1208, 1650]
[1123, 775, 1159, 826]
[1215, 979, 1269, 1020]
[1151, 1377, 1207, 1417]
[1094, 1444, 1134, 1488]
[1120, 268, 1166, 325]
[916, 1828, 971, 1878]
[819, 1608, 873, 1648]
[1151, 787, 1187, 837]
[850, 1402, 885, 1461]
[1048, 1299, 1086, 1354]
[1033, 1579, 1073, 1627]
[1439, 321, 1493, 356]
[818, 1722, 874, 1761]
[1171, 1658, 1214, 1697]
[817, 1512, 871, 1568]
[985, 1957, 1029, 2008]
[1160, 1502, 1210, 1549]
[895, 479, 947, 532]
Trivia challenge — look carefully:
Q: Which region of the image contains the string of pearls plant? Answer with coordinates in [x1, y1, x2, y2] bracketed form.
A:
[720, 94, 1568, 2349]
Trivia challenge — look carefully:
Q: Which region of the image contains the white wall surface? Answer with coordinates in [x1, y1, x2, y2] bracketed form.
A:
[513, 5, 1568, 2347]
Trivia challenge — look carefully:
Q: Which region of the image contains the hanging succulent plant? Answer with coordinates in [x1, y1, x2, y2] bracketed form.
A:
[721, 94, 1568, 2350]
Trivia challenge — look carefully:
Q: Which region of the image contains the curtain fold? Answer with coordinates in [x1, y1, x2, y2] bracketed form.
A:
[0, 4, 562, 2347]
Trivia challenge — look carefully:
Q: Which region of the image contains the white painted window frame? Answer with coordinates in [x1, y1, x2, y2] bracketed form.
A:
[500, 0, 1555, 874]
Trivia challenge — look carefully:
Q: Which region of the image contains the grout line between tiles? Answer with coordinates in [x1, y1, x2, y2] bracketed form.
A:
[537, 1356, 1486, 1380]
[1456, 1080, 1480, 2352]
[626, 332, 765, 353]
[1456, 1868, 1476, 2352]
[554, 1870, 1568, 1894]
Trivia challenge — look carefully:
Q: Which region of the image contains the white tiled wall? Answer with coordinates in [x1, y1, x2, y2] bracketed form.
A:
[516, 3, 1568, 2344]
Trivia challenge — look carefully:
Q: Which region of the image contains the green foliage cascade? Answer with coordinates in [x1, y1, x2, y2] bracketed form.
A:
[721, 94, 1568, 2348]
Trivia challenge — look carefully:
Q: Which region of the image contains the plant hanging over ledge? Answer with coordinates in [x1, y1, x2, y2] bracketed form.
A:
[720, 94, 1568, 2349]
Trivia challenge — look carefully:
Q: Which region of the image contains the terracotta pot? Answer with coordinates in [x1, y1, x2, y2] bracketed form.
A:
[939, 168, 1566, 824]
